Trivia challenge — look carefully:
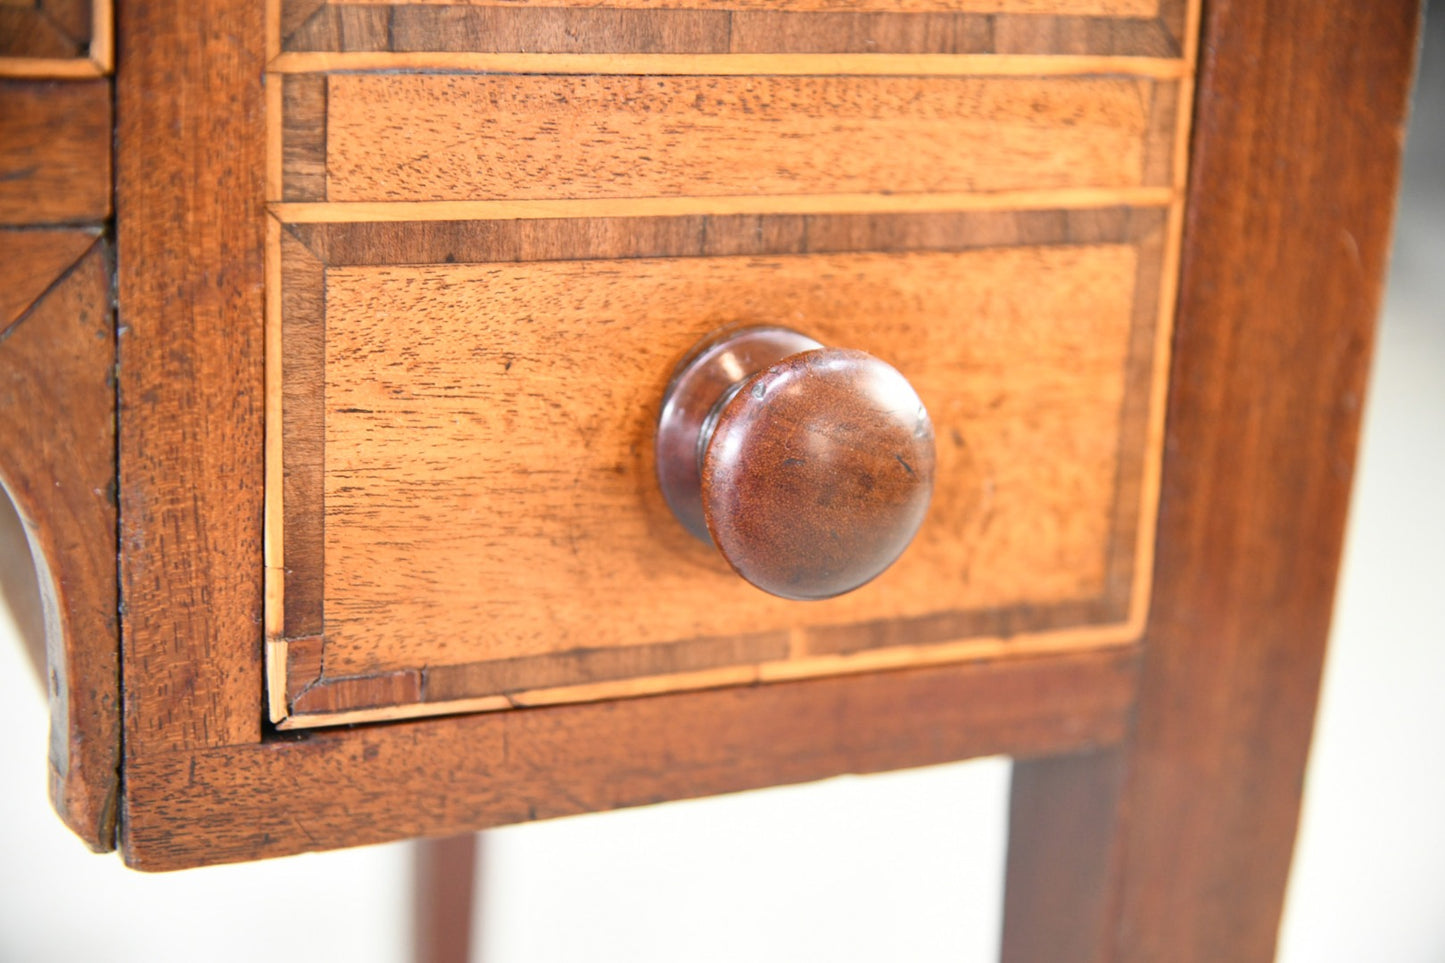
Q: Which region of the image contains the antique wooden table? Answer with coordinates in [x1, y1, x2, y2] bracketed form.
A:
[0, 1, 1419, 960]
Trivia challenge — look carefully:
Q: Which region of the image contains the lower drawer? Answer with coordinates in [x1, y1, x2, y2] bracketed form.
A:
[266, 206, 1172, 727]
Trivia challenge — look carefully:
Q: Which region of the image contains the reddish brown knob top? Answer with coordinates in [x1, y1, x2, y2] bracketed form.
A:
[702, 349, 934, 600]
[656, 327, 934, 601]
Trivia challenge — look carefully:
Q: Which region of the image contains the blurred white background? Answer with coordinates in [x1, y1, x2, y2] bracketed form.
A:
[2, 11, 1441, 963]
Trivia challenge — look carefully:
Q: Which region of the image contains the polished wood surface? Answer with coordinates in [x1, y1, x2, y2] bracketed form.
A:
[701, 345, 936, 600]
[326, 0, 1163, 10]
[271, 228, 1162, 725]
[656, 325, 824, 544]
[0, 0, 110, 77]
[1111, 3, 1418, 958]
[414, 835, 478, 963]
[1, 3, 117, 853]
[278, 4, 1182, 57]
[125, 647, 1138, 869]
[260, 0, 1196, 725]
[0, 15, 1408, 963]
[117, 0, 267, 754]
[269, 187, 1178, 225]
[0, 79, 111, 223]
[1000, 1, 1420, 960]
[0, 235, 117, 852]
[0, 0, 92, 60]
[91, 6, 1404, 938]
[0, 228, 96, 325]
[1003, 748, 1125, 963]
[321, 73, 1172, 203]
[259, 0, 1194, 727]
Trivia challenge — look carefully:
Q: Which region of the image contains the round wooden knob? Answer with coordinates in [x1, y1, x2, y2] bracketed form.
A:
[657, 327, 935, 600]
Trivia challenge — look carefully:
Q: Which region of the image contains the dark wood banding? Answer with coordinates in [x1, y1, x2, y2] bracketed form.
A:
[423, 632, 790, 704]
[803, 597, 1117, 657]
[291, 669, 423, 714]
[280, 229, 326, 639]
[1156, 0, 1188, 56]
[287, 207, 1158, 268]
[1095, 211, 1167, 620]
[281, 74, 327, 203]
[287, 2, 390, 52]
[281, 5, 1180, 57]
[390, 6, 730, 55]
[1140, 79, 1179, 186]
[282, 0, 325, 40]
[989, 13, 1176, 56]
[284, 633, 325, 703]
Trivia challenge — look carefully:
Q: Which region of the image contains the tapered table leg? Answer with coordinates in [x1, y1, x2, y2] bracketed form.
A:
[414, 833, 480, 963]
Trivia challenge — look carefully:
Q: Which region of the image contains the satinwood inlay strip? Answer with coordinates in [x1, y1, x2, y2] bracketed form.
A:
[272, 188, 1178, 225]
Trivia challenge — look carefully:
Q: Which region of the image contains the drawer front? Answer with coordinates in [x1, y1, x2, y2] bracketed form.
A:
[265, 0, 1197, 727]
[316, 73, 1171, 202]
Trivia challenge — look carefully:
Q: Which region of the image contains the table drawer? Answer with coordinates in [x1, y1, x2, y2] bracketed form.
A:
[264, 0, 1193, 728]
[308, 73, 1172, 203]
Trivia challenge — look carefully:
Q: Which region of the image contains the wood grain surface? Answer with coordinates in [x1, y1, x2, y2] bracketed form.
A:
[281, 5, 1180, 57]
[1003, 748, 1127, 962]
[104, 0, 1233, 872]
[1110, 2, 1420, 959]
[278, 230, 326, 638]
[101, 9, 1405, 951]
[0, 237, 118, 852]
[1000, 1, 1420, 960]
[123, 646, 1139, 870]
[697, 345, 936, 601]
[268, 51, 1191, 77]
[280, 73, 326, 202]
[116, 0, 267, 753]
[322, 247, 1135, 665]
[323, 74, 1171, 203]
[0, 1, 91, 59]
[0, 80, 111, 223]
[313, 0, 1159, 12]
[414, 835, 479, 963]
[269, 187, 1179, 225]
[266, 204, 1172, 722]
[0, 0, 109, 76]
[0, 228, 96, 328]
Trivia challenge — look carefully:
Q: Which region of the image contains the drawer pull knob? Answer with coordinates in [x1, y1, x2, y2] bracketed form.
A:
[656, 326, 935, 600]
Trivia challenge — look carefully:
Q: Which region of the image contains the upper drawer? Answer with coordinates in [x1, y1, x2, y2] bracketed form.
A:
[264, 0, 1198, 728]
[310, 73, 1174, 204]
